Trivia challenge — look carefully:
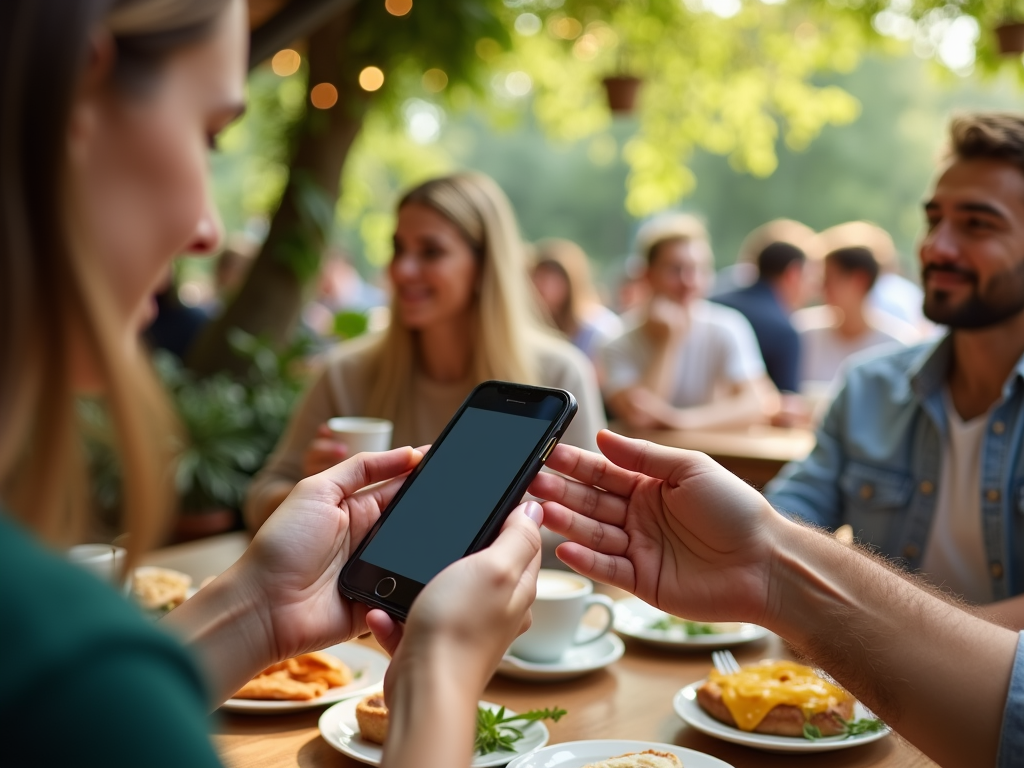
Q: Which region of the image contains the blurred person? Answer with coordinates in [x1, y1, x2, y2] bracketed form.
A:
[144, 275, 210, 360]
[0, 3, 542, 767]
[614, 253, 650, 316]
[600, 213, 779, 431]
[303, 245, 388, 338]
[767, 113, 1024, 623]
[245, 173, 607, 530]
[713, 240, 808, 394]
[531, 431, 1023, 768]
[531, 237, 622, 363]
[820, 220, 933, 336]
[710, 218, 818, 298]
[794, 241, 918, 394]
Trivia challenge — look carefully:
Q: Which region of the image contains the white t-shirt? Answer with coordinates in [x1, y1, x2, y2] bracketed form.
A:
[919, 389, 994, 604]
[600, 300, 765, 408]
[794, 305, 917, 392]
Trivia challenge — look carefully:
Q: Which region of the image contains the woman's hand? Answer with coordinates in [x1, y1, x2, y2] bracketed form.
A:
[302, 423, 349, 477]
[242, 446, 423, 661]
[528, 429, 779, 626]
[364, 502, 543, 768]
[163, 446, 423, 705]
[367, 501, 544, 695]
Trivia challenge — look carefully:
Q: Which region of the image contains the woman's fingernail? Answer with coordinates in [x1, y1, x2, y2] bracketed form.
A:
[522, 501, 543, 526]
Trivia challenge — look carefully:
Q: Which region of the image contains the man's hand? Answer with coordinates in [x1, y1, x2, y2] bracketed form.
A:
[529, 429, 778, 626]
[644, 297, 690, 344]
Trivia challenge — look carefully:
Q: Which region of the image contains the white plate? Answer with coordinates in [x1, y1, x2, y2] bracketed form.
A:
[497, 633, 625, 682]
[613, 597, 770, 649]
[506, 739, 734, 768]
[673, 681, 890, 753]
[319, 698, 549, 766]
[221, 643, 389, 714]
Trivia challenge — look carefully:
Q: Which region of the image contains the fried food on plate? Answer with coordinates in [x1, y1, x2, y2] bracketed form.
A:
[355, 693, 389, 744]
[582, 751, 682, 768]
[232, 651, 353, 701]
[234, 670, 329, 701]
[697, 660, 853, 737]
[132, 566, 191, 612]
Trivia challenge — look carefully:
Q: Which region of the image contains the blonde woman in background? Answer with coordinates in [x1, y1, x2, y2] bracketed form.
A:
[531, 237, 623, 363]
[246, 174, 606, 530]
[1, 3, 542, 766]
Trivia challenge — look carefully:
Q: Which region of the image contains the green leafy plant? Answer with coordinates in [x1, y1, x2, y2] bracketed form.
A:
[649, 615, 719, 635]
[85, 330, 313, 517]
[475, 705, 566, 755]
[802, 717, 886, 741]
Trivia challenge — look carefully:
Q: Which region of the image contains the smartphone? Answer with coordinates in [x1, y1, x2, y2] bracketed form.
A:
[338, 380, 577, 619]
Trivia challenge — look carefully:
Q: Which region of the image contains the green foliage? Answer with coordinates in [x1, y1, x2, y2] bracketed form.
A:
[803, 716, 886, 740]
[475, 705, 566, 755]
[332, 310, 370, 340]
[211, 66, 307, 235]
[85, 333, 312, 515]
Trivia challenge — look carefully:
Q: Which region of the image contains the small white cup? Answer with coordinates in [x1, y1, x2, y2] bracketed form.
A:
[510, 569, 615, 664]
[67, 544, 127, 587]
[326, 417, 393, 454]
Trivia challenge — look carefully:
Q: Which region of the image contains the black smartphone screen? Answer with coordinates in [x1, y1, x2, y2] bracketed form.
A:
[339, 381, 576, 618]
[358, 406, 550, 583]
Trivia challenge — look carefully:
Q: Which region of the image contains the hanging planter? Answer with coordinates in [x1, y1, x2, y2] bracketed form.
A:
[602, 75, 643, 115]
[995, 21, 1024, 55]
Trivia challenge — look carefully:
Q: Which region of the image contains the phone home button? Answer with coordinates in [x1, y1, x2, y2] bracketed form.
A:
[374, 577, 397, 598]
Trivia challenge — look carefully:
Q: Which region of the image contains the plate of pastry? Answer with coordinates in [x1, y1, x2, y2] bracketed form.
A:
[505, 740, 733, 767]
[613, 597, 769, 649]
[220, 643, 388, 714]
[673, 660, 890, 753]
[320, 696, 550, 767]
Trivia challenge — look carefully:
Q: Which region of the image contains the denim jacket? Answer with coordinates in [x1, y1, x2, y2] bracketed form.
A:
[765, 334, 1024, 600]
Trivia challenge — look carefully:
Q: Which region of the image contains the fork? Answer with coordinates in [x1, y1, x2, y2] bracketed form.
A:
[711, 649, 741, 675]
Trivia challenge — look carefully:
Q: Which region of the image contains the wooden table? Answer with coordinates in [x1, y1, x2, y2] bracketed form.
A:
[146, 536, 935, 768]
[611, 424, 816, 489]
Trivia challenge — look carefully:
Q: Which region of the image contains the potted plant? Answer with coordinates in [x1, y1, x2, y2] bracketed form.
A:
[602, 43, 643, 115]
[995, 21, 1024, 54]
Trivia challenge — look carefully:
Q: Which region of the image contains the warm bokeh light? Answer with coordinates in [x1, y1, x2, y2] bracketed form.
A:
[551, 16, 582, 40]
[475, 37, 502, 61]
[385, 0, 412, 16]
[310, 82, 338, 109]
[573, 33, 599, 60]
[422, 68, 448, 92]
[359, 66, 385, 92]
[271, 48, 301, 77]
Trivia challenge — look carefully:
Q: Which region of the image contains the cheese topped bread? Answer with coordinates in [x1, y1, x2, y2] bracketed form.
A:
[697, 660, 853, 736]
[582, 751, 682, 768]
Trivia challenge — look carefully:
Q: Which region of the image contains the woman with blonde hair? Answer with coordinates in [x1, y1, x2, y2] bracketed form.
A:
[246, 173, 606, 529]
[531, 237, 623, 362]
[2, 2, 543, 766]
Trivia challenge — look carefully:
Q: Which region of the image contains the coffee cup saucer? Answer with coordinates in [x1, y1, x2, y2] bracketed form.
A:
[497, 632, 624, 682]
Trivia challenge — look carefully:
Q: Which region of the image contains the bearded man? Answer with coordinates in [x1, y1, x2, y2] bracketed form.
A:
[766, 113, 1024, 625]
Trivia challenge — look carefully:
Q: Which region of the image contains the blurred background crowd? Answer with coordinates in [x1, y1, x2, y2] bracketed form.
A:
[86, 0, 1024, 543]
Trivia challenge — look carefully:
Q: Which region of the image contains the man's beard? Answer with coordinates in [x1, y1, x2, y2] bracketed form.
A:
[923, 260, 1024, 329]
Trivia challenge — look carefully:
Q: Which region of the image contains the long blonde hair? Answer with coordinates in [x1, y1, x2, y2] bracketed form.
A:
[533, 238, 604, 337]
[0, 0, 230, 563]
[365, 173, 550, 423]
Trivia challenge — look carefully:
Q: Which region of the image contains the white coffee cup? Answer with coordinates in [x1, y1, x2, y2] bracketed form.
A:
[67, 544, 127, 587]
[326, 417, 393, 454]
[509, 569, 615, 664]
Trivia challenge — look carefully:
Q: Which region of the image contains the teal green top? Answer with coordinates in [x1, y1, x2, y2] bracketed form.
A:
[0, 514, 222, 767]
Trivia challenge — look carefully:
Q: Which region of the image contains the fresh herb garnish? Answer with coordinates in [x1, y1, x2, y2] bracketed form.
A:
[802, 717, 886, 741]
[474, 705, 567, 755]
[649, 615, 719, 635]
